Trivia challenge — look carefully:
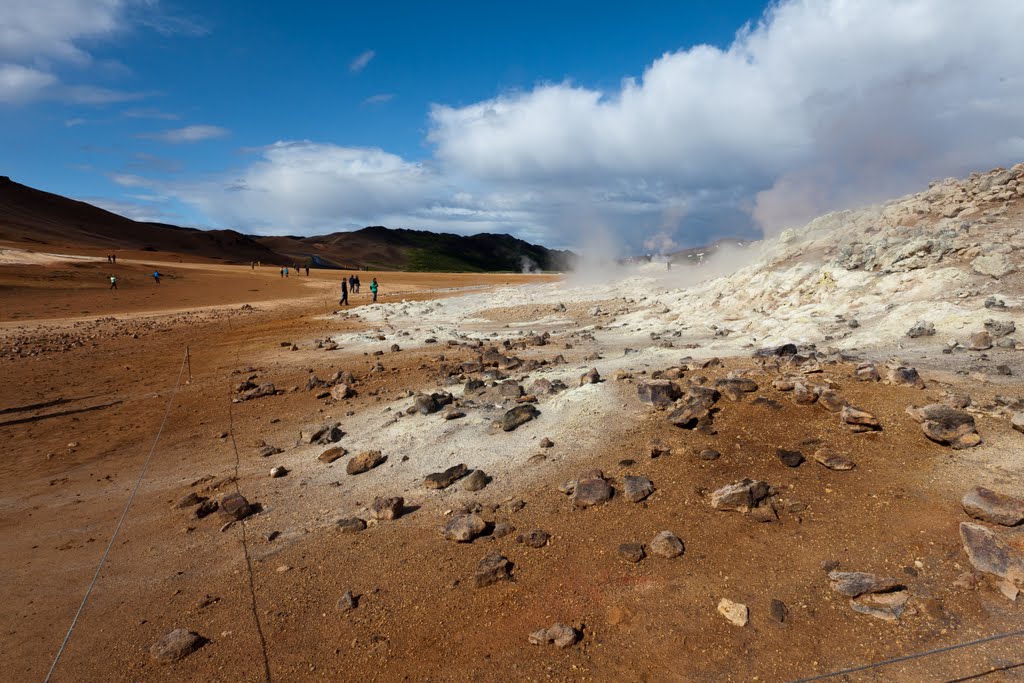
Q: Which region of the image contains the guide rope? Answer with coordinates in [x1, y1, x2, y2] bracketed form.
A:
[44, 347, 189, 682]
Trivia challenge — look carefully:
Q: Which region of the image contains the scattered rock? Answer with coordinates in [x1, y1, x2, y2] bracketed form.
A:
[462, 469, 490, 491]
[299, 423, 344, 445]
[637, 379, 682, 407]
[776, 448, 804, 468]
[962, 487, 1024, 526]
[529, 623, 578, 648]
[648, 439, 672, 457]
[717, 599, 748, 627]
[579, 368, 601, 385]
[618, 543, 645, 563]
[828, 571, 903, 597]
[491, 522, 514, 539]
[473, 552, 513, 588]
[710, 479, 769, 512]
[572, 477, 612, 508]
[539, 437, 554, 448]
[849, 590, 910, 621]
[444, 514, 487, 543]
[330, 384, 354, 400]
[840, 405, 881, 431]
[257, 445, 283, 458]
[649, 530, 684, 558]
[220, 492, 254, 521]
[985, 319, 1016, 338]
[623, 475, 655, 502]
[907, 404, 981, 449]
[813, 448, 855, 470]
[369, 496, 404, 520]
[970, 330, 993, 351]
[769, 599, 788, 623]
[886, 366, 925, 389]
[500, 404, 538, 432]
[338, 591, 358, 611]
[424, 464, 469, 489]
[175, 492, 205, 509]
[347, 450, 386, 475]
[269, 466, 288, 478]
[1012, 412, 1024, 434]
[318, 446, 347, 463]
[907, 321, 936, 338]
[855, 363, 881, 382]
[150, 628, 205, 663]
[960, 522, 1024, 583]
[715, 377, 758, 401]
[337, 517, 366, 533]
[195, 499, 218, 518]
[698, 448, 721, 461]
[516, 529, 551, 548]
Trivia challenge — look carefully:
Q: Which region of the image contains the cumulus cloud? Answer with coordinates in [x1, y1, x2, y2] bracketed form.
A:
[165, 142, 443, 233]
[428, 0, 1024, 241]
[349, 50, 375, 74]
[139, 124, 229, 143]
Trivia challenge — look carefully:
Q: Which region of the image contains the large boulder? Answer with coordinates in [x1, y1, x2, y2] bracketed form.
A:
[959, 522, 1024, 584]
[907, 404, 981, 449]
[499, 404, 538, 432]
[424, 464, 469, 489]
[973, 253, 1016, 279]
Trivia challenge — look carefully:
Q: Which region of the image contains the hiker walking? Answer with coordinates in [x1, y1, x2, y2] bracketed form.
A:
[305, 265, 310, 276]
[339, 277, 349, 306]
[353, 275, 360, 293]
[370, 277, 378, 302]
[153, 270, 161, 285]
[279, 266, 284, 278]
[109, 274, 118, 290]
[284, 266, 289, 278]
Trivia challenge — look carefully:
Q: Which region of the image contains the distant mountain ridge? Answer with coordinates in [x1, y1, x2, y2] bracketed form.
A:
[0, 176, 575, 272]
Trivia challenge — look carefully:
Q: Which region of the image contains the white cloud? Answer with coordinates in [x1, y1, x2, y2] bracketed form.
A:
[140, 124, 229, 143]
[349, 50, 375, 74]
[0, 64, 57, 103]
[0, 0, 124, 64]
[122, 107, 179, 119]
[428, 0, 1024, 241]
[363, 93, 394, 105]
[168, 142, 441, 233]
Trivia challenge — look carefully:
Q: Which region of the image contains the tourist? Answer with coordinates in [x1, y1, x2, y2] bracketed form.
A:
[340, 277, 349, 306]
[109, 274, 118, 290]
[153, 270, 161, 285]
[370, 277, 378, 302]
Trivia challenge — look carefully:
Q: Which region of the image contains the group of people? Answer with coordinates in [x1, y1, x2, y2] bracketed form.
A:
[279, 265, 312, 277]
[339, 274, 378, 305]
[106, 254, 117, 264]
[107, 270, 162, 289]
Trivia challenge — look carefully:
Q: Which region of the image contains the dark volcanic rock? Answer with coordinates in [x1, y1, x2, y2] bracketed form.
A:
[637, 379, 682, 407]
[220, 492, 254, 521]
[649, 530, 685, 558]
[623, 475, 655, 502]
[776, 448, 805, 468]
[462, 469, 490, 491]
[887, 366, 926, 389]
[473, 552, 513, 587]
[840, 405, 881, 431]
[961, 487, 1024, 526]
[500, 404, 538, 432]
[618, 543, 646, 563]
[828, 571, 903, 598]
[516, 529, 551, 548]
[907, 404, 980, 449]
[813, 448, 855, 470]
[715, 377, 758, 401]
[337, 517, 367, 533]
[579, 368, 601, 385]
[424, 464, 469, 489]
[572, 477, 612, 508]
[959, 522, 1024, 582]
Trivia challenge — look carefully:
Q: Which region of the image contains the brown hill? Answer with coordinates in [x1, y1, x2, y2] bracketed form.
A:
[0, 176, 280, 263]
[0, 176, 574, 271]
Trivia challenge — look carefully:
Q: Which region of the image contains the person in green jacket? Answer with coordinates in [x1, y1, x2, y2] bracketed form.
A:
[370, 278, 378, 302]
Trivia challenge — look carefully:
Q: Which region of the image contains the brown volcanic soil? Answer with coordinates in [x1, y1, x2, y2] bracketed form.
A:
[1, 264, 1023, 682]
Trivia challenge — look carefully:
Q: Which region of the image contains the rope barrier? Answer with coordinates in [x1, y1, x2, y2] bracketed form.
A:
[44, 347, 189, 682]
[789, 628, 1024, 683]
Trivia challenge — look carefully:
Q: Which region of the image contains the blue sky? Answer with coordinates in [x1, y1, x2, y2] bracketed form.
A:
[2, 1, 1023, 251]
